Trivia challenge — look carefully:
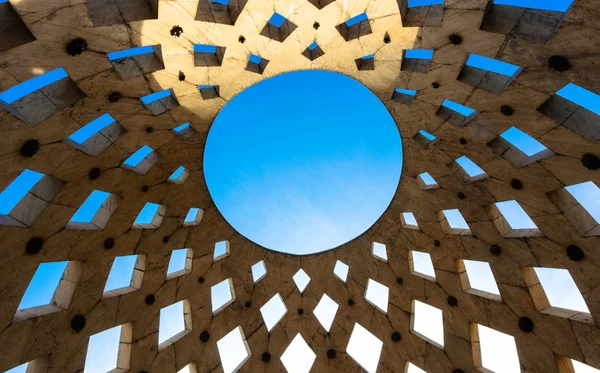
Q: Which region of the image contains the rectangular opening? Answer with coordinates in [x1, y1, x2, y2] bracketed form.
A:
[251, 260, 267, 283]
[184, 207, 203, 226]
[355, 54, 375, 71]
[214, 240, 230, 261]
[458, 54, 521, 94]
[260, 293, 288, 332]
[401, 212, 419, 230]
[211, 278, 236, 315]
[336, 12, 372, 41]
[470, 323, 520, 373]
[410, 300, 444, 349]
[198, 84, 220, 99]
[173, 122, 196, 139]
[132, 202, 165, 229]
[121, 145, 158, 175]
[4, 359, 47, 373]
[436, 99, 478, 127]
[246, 54, 269, 74]
[0, 169, 63, 227]
[333, 260, 349, 283]
[67, 190, 120, 230]
[193, 44, 226, 66]
[158, 300, 192, 350]
[458, 259, 501, 301]
[365, 278, 389, 313]
[0, 67, 85, 126]
[14, 261, 83, 321]
[217, 326, 252, 373]
[417, 171, 438, 190]
[489, 126, 553, 167]
[451, 155, 488, 183]
[556, 356, 600, 373]
[66, 113, 124, 156]
[84, 324, 133, 373]
[490, 200, 541, 237]
[414, 129, 438, 148]
[140, 88, 178, 115]
[260, 12, 297, 42]
[87, 0, 158, 26]
[0, 0, 36, 52]
[398, 0, 444, 26]
[195, 0, 248, 25]
[549, 181, 600, 236]
[439, 208, 472, 235]
[402, 49, 434, 73]
[103, 255, 145, 298]
[392, 88, 417, 104]
[346, 323, 383, 373]
[168, 166, 190, 185]
[409, 250, 436, 281]
[108, 45, 164, 80]
[167, 248, 193, 280]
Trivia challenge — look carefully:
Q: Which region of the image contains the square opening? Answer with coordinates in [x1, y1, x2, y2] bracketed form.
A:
[313, 293, 339, 332]
[401, 212, 419, 230]
[302, 41, 325, 61]
[246, 54, 269, 74]
[409, 251, 436, 282]
[452, 155, 488, 184]
[217, 326, 252, 373]
[173, 122, 195, 140]
[193, 44, 226, 66]
[402, 49, 434, 73]
[260, 293, 288, 332]
[470, 323, 520, 373]
[211, 278, 236, 315]
[405, 362, 428, 373]
[549, 181, 600, 236]
[84, 324, 132, 373]
[158, 300, 192, 350]
[260, 12, 297, 42]
[0, 1, 36, 52]
[346, 323, 383, 373]
[336, 12, 372, 41]
[132, 202, 165, 229]
[166, 249, 193, 280]
[365, 278, 389, 313]
[281, 334, 316, 373]
[490, 200, 541, 237]
[439, 208, 472, 235]
[67, 190, 120, 230]
[417, 171, 438, 190]
[457, 54, 521, 94]
[458, 259, 501, 301]
[107, 45, 164, 80]
[214, 240, 230, 261]
[103, 255, 145, 298]
[398, 0, 444, 26]
[410, 300, 444, 349]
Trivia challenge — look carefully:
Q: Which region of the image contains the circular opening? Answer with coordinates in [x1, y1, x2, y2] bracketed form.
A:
[204, 70, 403, 255]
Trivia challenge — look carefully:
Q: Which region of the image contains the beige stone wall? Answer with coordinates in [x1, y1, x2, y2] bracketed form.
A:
[0, 0, 599, 371]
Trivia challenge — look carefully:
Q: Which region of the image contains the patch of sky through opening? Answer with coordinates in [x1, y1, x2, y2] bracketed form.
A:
[203, 70, 402, 255]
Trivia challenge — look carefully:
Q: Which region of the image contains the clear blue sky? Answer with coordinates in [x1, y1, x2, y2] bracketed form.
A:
[203, 70, 403, 255]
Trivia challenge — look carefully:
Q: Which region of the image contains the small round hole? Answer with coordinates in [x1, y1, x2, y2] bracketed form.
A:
[347, 299, 354, 306]
[457, 192, 466, 200]
[500, 105, 514, 116]
[25, 237, 43, 255]
[170, 25, 184, 38]
[448, 34, 462, 45]
[238, 35, 246, 43]
[20, 139, 40, 158]
[432, 82, 440, 89]
[145, 294, 155, 305]
[548, 55, 570, 73]
[518, 317, 534, 333]
[262, 352, 271, 362]
[459, 138, 467, 145]
[391, 332, 401, 342]
[489, 244, 501, 256]
[383, 33, 391, 44]
[313, 22, 320, 29]
[179, 71, 186, 81]
[163, 236, 169, 243]
[396, 277, 403, 285]
[71, 315, 86, 332]
[434, 240, 441, 247]
[199, 331, 210, 342]
[198, 276, 205, 284]
[146, 126, 154, 134]
[327, 349, 336, 358]
[108, 92, 122, 102]
[245, 301, 252, 308]
[141, 185, 149, 192]
[582, 154, 600, 170]
[89, 168, 101, 180]
[510, 179, 523, 190]
[297, 308, 304, 315]
[566, 245, 584, 261]
[66, 38, 88, 56]
[103, 238, 115, 250]
[447, 296, 458, 307]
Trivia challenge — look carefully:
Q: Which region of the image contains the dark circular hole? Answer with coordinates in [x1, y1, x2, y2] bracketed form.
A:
[170, 25, 183, 37]
[391, 332, 402, 342]
[145, 294, 155, 305]
[459, 137, 467, 145]
[396, 276, 403, 285]
[511, 179, 523, 190]
[108, 91, 122, 103]
[198, 276, 205, 284]
[178, 71, 186, 81]
[199, 331, 210, 342]
[103, 238, 115, 250]
[582, 154, 600, 170]
[518, 317, 534, 333]
[238, 35, 246, 43]
[500, 105, 513, 116]
[141, 185, 149, 192]
[20, 139, 40, 158]
[145, 126, 154, 133]
[383, 34, 391, 44]
[448, 34, 462, 45]
[566, 245, 584, 261]
[327, 349, 336, 359]
[452, 370, 465, 373]
[261, 352, 271, 362]
[162, 236, 169, 243]
[89, 167, 101, 180]
[347, 299, 354, 306]
[313, 22, 320, 29]
[245, 301, 252, 308]
[548, 55, 570, 73]
[457, 192, 466, 200]
[297, 308, 304, 315]
[25, 237, 43, 255]
[66, 38, 88, 56]
[447, 296, 458, 307]
[432, 82, 440, 89]
[71, 314, 86, 331]
[434, 240, 441, 247]
[489, 244, 501, 256]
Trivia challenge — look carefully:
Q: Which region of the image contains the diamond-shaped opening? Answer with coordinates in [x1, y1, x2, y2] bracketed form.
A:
[211, 278, 236, 315]
[314, 293, 339, 332]
[177, 363, 198, 373]
[405, 362, 427, 373]
[14, 261, 83, 322]
[458, 259, 501, 301]
[103, 255, 145, 299]
[371, 242, 388, 262]
[346, 323, 383, 373]
[336, 12, 372, 42]
[67, 190, 120, 230]
[556, 356, 600, 373]
[333, 260, 349, 283]
[307, 0, 336, 9]
[166, 248, 193, 280]
[365, 278, 389, 313]
[281, 334, 316, 373]
[293, 269, 311, 293]
[439, 208, 472, 235]
[84, 324, 132, 372]
[401, 212, 419, 230]
[251, 260, 267, 283]
[490, 200, 542, 238]
[302, 41, 325, 61]
[214, 240, 230, 261]
[416, 171, 438, 190]
[246, 54, 269, 74]
[158, 300, 192, 350]
[193, 44, 226, 67]
[260, 293, 288, 332]
[470, 324, 520, 373]
[410, 300, 444, 349]
[195, 0, 249, 25]
[409, 251, 436, 282]
[355, 54, 375, 71]
[523, 267, 593, 323]
[260, 12, 297, 42]
[184, 207, 203, 226]
[217, 326, 252, 373]
[132, 202, 165, 229]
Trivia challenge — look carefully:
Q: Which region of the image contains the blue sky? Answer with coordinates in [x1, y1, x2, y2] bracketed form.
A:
[203, 70, 402, 255]
[493, 0, 573, 12]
